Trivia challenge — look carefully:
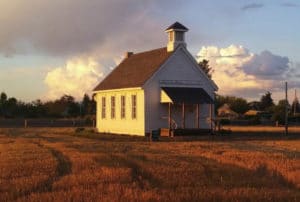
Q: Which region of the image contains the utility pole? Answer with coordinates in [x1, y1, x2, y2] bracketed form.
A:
[294, 89, 297, 116]
[285, 82, 288, 135]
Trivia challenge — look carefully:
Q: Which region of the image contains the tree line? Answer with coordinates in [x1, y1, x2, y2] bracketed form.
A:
[0, 92, 95, 118]
[198, 59, 300, 124]
[216, 91, 300, 124]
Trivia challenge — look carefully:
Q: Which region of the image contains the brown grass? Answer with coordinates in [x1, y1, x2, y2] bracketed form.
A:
[0, 128, 299, 202]
[223, 125, 300, 133]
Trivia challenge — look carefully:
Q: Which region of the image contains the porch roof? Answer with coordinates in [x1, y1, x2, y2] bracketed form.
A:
[161, 87, 213, 104]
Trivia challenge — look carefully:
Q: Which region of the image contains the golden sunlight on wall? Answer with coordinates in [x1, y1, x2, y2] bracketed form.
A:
[95, 88, 145, 136]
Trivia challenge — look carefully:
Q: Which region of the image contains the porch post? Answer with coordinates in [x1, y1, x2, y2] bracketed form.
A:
[196, 104, 200, 129]
[182, 102, 185, 129]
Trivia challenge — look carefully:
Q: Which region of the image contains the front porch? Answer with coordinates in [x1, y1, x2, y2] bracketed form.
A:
[160, 87, 215, 137]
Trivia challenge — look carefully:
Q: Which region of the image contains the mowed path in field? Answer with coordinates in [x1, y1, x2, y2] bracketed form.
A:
[0, 128, 299, 202]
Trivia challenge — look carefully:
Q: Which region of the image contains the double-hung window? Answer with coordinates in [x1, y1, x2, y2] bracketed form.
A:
[121, 95, 126, 119]
[131, 95, 137, 119]
[111, 96, 115, 119]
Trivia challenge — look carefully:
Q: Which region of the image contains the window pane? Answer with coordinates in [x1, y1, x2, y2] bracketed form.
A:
[101, 97, 106, 119]
[175, 32, 183, 41]
[111, 96, 115, 119]
[121, 96, 126, 119]
[131, 95, 137, 119]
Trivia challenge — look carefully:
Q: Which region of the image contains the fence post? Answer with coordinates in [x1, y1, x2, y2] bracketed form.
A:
[24, 119, 27, 128]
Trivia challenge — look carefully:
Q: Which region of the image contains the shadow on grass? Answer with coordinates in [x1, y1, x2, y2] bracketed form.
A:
[163, 155, 297, 190]
[1, 127, 299, 142]
[94, 154, 161, 190]
[69, 137, 299, 193]
[228, 141, 300, 159]
[22, 142, 72, 197]
[72, 127, 300, 143]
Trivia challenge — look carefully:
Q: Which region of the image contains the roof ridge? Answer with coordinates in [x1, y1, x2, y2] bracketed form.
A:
[130, 47, 166, 56]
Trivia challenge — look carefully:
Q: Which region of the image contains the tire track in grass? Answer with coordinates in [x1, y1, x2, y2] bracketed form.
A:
[31, 134, 73, 185]
[94, 153, 161, 190]
[71, 141, 162, 190]
[124, 156, 160, 189]
[35, 141, 72, 191]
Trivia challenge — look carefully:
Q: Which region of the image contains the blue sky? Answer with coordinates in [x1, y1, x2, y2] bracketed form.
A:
[0, 0, 299, 102]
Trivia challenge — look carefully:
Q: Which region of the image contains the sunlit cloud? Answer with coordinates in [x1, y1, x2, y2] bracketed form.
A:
[44, 57, 105, 100]
[197, 45, 292, 101]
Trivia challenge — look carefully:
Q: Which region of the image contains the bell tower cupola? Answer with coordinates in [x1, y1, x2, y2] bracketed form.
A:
[165, 22, 189, 52]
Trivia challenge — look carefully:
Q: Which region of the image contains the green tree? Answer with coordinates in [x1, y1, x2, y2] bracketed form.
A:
[229, 97, 249, 114]
[0, 92, 7, 114]
[0, 92, 9, 117]
[215, 94, 228, 114]
[6, 97, 17, 117]
[215, 94, 249, 114]
[81, 94, 96, 116]
[198, 59, 212, 78]
[0, 92, 7, 103]
[59, 95, 79, 117]
[271, 99, 290, 124]
[260, 91, 274, 111]
[82, 94, 90, 116]
[44, 95, 78, 117]
[291, 97, 300, 115]
[31, 99, 46, 118]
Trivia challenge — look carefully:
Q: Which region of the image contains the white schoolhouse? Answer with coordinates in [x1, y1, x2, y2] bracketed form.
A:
[93, 22, 218, 136]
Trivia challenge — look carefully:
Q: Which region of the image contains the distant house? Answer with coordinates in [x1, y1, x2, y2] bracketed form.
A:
[93, 22, 218, 136]
[217, 104, 239, 119]
[244, 110, 262, 116]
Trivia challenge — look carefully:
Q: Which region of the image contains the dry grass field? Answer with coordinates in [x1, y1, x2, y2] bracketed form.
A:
[0, 128, 299, 202]
[223, 125, 300, 134]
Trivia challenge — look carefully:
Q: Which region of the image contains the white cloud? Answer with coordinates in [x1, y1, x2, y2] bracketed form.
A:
[197, 45, 292, 101]
[44, 57, 104, 100]
[197, 45, 259, 96]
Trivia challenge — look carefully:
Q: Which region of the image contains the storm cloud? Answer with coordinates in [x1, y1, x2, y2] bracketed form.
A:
[242, 51, 289, 79]
[0, 0, 181, 57]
